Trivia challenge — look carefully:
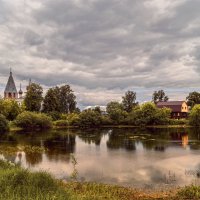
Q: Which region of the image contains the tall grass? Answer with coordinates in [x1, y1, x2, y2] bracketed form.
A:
[0, 159, 200, 200]
[0, 160, 69, 200]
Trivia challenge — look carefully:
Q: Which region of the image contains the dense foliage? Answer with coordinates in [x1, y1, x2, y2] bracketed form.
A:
[122, 91, 138, 112]
[0, 99, 22, 120]
[24, 83, 43, 112]
[186, 91, 200, 108]
[43, 85, 77, 114]
[189, 104, 200, 126]
[75, 109, 102, 127]
[126, 102, 171, 126]
[14, 111, 52, 130]
[106, 102, 128, 124]
[152, 90, 169, 104]
[0, 114, 9, 133]
[0, 89, 191, 129]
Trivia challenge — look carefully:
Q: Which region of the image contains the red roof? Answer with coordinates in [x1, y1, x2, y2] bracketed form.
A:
[157, 101, 186, 112]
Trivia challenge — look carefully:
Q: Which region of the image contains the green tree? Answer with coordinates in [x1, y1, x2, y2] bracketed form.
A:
[94, 106, 101, 114]
[24, 83, 43, 112]
[0, 99, 21, 121]
[0, 114, 9, 133]
[122, 91, 138, 112]
[127, 102, 171, 126]
[43, 85, 77, 114]
[106, 101, 127, 124]
[76, 109, 102, 127]
[138, 102, 157, 125]
[74, 107, 81, 114]
[186, 91, 200, 109]
[59, 85, 76, 113]
[42, 87, 60, 113]
[189, 104, 200, 126]
[154, 107, 171, 125]
[14, 111, 52, 130]
[152, 90, 169, 104]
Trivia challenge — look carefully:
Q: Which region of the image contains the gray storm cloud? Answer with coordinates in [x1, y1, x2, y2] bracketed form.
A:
[0, 0, 200, 107]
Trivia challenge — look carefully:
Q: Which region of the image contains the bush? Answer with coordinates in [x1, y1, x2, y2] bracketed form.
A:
[101, 115, 113, 125]
[126, 103, 171, 126]
[76, 110, 102, 127]
[106, 102, 128, 124]
[0, 99, 22, 121]
[54, 120, 68, 127]
[189, 104, 200, 126]
[169, 119, 188, 125]
[0, 114, 9, 133]
[59, 113, 80, 126]
[177, 185, 200, 199]
[46, 111, 61, 121]
[14, 112, 52, 130]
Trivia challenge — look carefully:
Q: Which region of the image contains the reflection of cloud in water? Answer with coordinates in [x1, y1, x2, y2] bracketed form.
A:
[2, 128, 200, 188]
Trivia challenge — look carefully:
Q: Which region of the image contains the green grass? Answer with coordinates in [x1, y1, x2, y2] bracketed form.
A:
[0, 160, 69, 200]
[176, 185, 200, 200]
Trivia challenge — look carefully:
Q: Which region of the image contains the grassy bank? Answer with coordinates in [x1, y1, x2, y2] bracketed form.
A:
[9, 124, 192, 132]
[0, 159, 200, 200]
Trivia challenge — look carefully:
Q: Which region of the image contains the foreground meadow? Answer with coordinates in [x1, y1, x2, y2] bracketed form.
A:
[0, 159, 200, 200]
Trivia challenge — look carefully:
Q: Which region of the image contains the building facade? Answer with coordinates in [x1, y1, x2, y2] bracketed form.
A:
[157, 101, 188, 119]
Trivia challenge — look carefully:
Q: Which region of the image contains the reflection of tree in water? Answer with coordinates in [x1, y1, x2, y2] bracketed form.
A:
[0, 133, 18, 162]
[106, 128, 197, 151]
[43, 133, 76, 162]
[189, 128, 200, 150]
[25, 152, 42, 167]
[76, 129, 105, 146]
[106, 129, 136, 151]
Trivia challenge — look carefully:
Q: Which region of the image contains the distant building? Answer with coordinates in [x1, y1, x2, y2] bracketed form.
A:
[157, 101, 188, 119]
[84, 106, 107, 115]
[4, 70, 24, 106]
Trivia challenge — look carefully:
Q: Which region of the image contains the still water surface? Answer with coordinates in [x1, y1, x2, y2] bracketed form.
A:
[1, 128, 200, 189]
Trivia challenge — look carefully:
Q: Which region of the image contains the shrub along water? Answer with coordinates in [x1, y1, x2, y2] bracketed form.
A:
[189, 104, 200, 126]
[75, 109, 102, 128]
[0, 114, 9, 133]
[126, 102, 171, 126]
[14, 111, 53, 130]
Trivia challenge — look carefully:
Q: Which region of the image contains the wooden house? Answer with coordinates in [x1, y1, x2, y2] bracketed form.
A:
[157, 101, 188, 119]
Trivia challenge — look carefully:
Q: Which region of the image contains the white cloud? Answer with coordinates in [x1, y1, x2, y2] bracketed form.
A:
[0, 0, 200, 107]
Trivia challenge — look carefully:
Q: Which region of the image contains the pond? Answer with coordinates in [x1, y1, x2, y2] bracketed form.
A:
[1, 128, 200, 189]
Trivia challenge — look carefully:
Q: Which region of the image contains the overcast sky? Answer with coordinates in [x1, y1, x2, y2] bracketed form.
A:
[0, 0, 200, 108]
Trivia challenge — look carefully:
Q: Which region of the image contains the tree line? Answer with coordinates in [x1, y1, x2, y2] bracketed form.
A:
[1, 83, 200, 132]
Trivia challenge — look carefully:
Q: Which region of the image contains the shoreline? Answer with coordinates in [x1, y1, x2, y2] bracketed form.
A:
[9, 124, 192, 132]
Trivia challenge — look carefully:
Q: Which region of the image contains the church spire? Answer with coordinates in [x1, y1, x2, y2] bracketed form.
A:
[4, 69, 18, 99]
[28, 78, 32, 86]
[19, 83, 23, 98]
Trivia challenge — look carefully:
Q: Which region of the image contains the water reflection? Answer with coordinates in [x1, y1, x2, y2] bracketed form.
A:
[44, 133, 76, 162]
[0, 128, 200, 188]
[106, 129, 136, 151]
